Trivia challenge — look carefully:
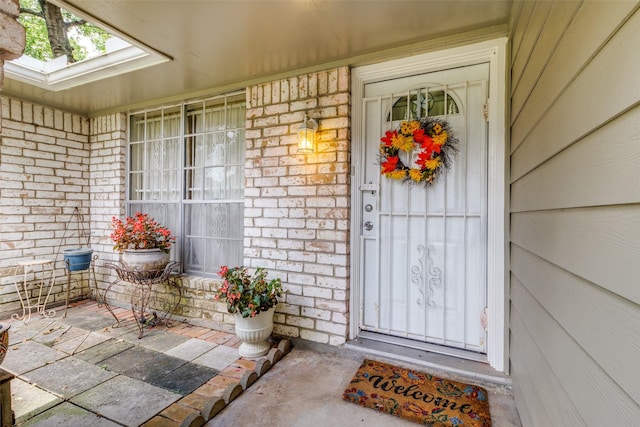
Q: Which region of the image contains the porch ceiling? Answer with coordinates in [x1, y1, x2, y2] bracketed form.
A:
[2, 0, 512, 116]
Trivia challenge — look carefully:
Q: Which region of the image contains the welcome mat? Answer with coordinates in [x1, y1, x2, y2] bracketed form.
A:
[343, 359, 491, 427]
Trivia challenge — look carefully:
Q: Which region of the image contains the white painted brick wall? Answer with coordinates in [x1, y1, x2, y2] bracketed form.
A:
[88, 113, 126, 269]
[245, 66, 350, 345]
[0, 96, 92, 313]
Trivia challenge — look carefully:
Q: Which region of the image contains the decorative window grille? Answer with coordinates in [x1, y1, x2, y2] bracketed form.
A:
[128, 91, 245, 276]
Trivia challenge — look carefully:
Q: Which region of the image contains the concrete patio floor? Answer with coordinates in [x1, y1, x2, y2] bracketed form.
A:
[1, 300, 521, 426]
[210, 340, 522, 427]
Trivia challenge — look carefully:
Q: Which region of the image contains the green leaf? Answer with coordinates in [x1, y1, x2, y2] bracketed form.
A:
[19, 0, 109, 62]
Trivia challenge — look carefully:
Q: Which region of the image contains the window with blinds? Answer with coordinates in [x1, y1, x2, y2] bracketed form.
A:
[128, 91, 245, 276]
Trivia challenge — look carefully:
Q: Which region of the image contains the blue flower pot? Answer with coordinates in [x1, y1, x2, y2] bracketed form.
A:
[63, 248, 93, 271]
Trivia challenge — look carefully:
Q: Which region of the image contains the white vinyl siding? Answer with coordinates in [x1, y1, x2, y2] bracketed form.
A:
[508, 1, 640, 426]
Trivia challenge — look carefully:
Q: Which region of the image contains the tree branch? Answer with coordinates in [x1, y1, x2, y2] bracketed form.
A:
[19, 7, 45, 18]
[65, 19, 87, 30]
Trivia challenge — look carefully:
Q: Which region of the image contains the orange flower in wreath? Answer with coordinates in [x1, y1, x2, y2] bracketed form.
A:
[379, 117, 458, 187]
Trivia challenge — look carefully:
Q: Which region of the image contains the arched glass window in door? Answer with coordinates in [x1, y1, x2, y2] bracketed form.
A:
[389, 89, 459, 122]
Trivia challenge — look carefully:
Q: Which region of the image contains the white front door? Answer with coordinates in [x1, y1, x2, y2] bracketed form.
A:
[359, 63, 489, 355]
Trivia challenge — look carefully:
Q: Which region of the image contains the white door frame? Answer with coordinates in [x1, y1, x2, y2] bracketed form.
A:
[350, 38, 509, 372]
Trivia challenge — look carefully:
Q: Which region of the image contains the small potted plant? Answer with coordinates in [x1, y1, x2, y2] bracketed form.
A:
[110, 212, 175, 272]
[214, 266, 283, 358]
[63, 207, 94, 271]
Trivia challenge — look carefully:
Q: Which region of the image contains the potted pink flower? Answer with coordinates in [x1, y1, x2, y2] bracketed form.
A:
[110, 212, 175, 272]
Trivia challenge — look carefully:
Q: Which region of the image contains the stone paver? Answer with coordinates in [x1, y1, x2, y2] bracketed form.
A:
[71, 375, 181, 426]
[99, 345, 163, 373]
[193, 344, 240, 370]
[49, 328, 91, 354]
[128, 328, 192, 353]
[8, 317, 56, 345]
[58, 309, 117, 331]
[3, 340, 68, 375]
[74, 331, 113, 353]
[19, 402, 122, 427]
[53, 331, 109, 354]
[21, 356, 117, 399]
[120, 352, 186, 383]
[99, 322, 139, 339]
[148, 360, 218, 395]
[30, 322, 72, 347]
[200, 330, 235, 345]
[165, 337, 217, 361]
[3, 300, 291, 426]
[74, 338, 133, 365]
[10, 378, 62, 424]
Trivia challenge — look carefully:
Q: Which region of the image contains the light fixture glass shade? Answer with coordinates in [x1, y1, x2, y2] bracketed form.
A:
[298, 115, 317, 154]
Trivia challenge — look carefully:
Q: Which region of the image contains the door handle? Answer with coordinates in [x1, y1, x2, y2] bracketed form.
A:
[364, 221, 373, 231]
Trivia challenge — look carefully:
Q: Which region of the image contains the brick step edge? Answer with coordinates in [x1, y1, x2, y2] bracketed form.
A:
[192, 338, 293, 426]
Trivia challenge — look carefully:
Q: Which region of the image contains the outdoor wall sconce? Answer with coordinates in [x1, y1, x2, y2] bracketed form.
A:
[297, 114, 318, 154]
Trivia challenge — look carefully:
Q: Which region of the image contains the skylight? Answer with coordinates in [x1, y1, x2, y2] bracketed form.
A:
[5, 0, 170, 91]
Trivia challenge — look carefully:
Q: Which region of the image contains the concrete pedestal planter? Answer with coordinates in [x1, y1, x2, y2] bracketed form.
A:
[121, 249, 170, 272]
[234, 309, 275, 358]
[215, 266, 283, 358]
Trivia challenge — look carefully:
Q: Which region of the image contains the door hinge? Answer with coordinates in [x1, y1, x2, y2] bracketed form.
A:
[483, 98, 490, 122]
[481, 307, 488, 330]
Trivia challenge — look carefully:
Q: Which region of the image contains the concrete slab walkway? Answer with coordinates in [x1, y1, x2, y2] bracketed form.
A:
[209, 340, 522, 427]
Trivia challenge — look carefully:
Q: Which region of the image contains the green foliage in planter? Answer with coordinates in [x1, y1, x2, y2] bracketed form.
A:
[214, 266, 283, 318]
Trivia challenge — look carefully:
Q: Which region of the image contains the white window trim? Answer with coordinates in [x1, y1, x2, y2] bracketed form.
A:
[350, 38, 509, 372]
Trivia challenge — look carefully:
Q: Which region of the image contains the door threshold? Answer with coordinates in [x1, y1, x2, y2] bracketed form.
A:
[345, 333, 511, 387]
[359, 331, 488, 362]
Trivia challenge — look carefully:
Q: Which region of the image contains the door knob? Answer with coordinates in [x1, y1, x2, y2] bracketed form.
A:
[364, 221, 373, 231]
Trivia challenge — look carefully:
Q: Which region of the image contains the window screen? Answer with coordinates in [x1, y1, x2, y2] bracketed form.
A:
[128, 92, 245, 276]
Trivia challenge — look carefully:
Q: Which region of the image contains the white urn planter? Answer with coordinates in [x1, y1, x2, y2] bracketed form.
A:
[234, 308, 274, 358]
[121, 248, 170, 272]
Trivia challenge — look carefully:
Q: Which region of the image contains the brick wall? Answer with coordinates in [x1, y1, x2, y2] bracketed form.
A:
[245, 67, 351, 345]
[86, 112, 127, 306]
[1, 66, 353, 347]
[0, 96, 92, 315]
[88, 113, 127, 259]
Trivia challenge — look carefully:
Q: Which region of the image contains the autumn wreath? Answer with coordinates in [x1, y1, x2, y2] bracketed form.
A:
[380, 117, 458, 186]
